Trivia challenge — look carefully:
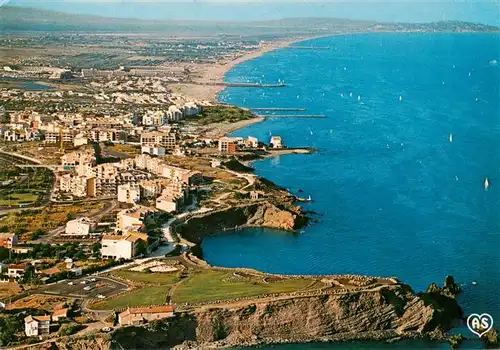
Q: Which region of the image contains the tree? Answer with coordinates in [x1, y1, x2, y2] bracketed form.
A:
[91, 242, 101, 258]
[135, 240, 147, 256]
[0, 247, 9, 261]
[20, 264, 37, 284]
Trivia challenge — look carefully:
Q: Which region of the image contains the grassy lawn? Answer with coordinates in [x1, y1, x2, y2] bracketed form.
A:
[0, 192, 39, 206]
[91, 269, 181, 310]
[91, 286, 171, 310]
[171, 270, 317, 304]
[110, 270, 180, 285]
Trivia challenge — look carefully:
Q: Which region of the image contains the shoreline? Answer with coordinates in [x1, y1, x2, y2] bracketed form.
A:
[173, 29, 498, 104]
[173, 34, 329, 103]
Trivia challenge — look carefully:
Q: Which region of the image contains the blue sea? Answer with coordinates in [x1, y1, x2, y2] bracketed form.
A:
[203, 33, 500, 347]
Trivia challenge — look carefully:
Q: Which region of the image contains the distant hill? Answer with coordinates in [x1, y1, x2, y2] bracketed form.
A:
[1, 6, 498, 37]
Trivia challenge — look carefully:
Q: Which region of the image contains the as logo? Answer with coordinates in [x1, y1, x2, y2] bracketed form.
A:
[467, 313, 494, 337]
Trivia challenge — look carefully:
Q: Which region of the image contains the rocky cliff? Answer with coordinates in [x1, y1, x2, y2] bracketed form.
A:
[185, 283, 461, 348]
[177, 201, 307, 245]
[39, 281, 462, 350]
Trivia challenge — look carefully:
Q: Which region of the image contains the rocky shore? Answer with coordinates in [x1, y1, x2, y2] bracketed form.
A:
[40, 279, 463, 350]
[175, 201, 307, 248]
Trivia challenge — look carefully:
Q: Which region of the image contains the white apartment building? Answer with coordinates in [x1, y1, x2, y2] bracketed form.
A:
[140, 131, 177, 149]
[24, 316, 51, 337]
[270, 136, 283, 148]
[90, 129, 127, 143]
[182, 102, 202, 117]
[101, 234, 142, 259]
[7, 264, 26, 279]
[140, 179, 162, 199]
[141, 145, 165, 156]
[61, 150, 96, 166]
[246, 136, 259, 148]
[166, 105, 183, 121]
[116, 206, 153, 232]
[142, 110, 168, 126]
[64, 217, 96, 236]
[117, 183, 141, 204]
[73, 133, 88, 147]
[218, 137, 239, 153]
[60, 174, 96, 197]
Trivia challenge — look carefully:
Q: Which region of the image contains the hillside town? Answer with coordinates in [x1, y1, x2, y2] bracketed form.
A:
[0, 57, 300, 347]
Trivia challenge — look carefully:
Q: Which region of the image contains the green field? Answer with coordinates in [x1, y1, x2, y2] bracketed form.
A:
[171, 270, 317, 304]
[93, 265, 322, 309]
[0, 192, 39, 206]
[110, 270, 180, 285]
[91, 285, 172, 310]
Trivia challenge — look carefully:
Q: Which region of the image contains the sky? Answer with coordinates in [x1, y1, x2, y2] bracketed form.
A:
[3, 0, 500, 25]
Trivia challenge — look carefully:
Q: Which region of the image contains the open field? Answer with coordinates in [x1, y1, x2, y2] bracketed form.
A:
[90, 285, 172, 310]
[5, 295, 69, 311]
[0, 156, 53, 207]
[0, 202, 104, 241]
[0, 283, 22, 301]
[90, 257, 327, 309]
[90, 268, 180, 310]
[171, 270, 319, 304]
[109, 269, 180, 285]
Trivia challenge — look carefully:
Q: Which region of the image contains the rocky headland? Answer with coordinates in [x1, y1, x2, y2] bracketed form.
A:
[35, 278, 464, 350]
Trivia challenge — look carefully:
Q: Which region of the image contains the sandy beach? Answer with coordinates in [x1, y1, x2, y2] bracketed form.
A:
[171, 36, 319, 103]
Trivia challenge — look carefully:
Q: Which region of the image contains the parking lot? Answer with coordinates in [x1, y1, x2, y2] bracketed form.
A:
[37, 276, 128, 300]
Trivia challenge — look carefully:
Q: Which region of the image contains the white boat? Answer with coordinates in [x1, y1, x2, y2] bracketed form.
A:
[484, 178, 490, 190]
[357, 95, 361, 101]
[340, 93, 344, 97]
[455, 175, 459, 181]
[349, 92, 353, 97]
[309, 130, 314, 135]
[468, 71, 472, 77]
[296, 95, 300, 99]
[399, 95, 403, 101]
[472, 281, 477, 285]
[449, 134, 453, 143]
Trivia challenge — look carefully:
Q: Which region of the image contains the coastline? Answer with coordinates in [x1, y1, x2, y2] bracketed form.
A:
[172, 34, 328, 103]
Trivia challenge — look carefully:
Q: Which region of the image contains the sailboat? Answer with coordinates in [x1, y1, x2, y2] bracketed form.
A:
[449, 134, 453, 143]
[357, 95, 361, 101]
[340, 93, 344, 98]
[349, 92, 353, 98]
[399, 95, 403, 101]
[484, 178, 490, 190]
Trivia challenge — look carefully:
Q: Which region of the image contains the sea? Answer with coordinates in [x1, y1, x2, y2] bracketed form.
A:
[202, 33, 500, 348]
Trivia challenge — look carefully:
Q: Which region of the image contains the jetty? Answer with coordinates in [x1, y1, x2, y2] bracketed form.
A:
[288, 46, 332, 50]
[257, 115, 327, 119]
[186, 81, 286, 88]
[247, 108, 307, 111]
